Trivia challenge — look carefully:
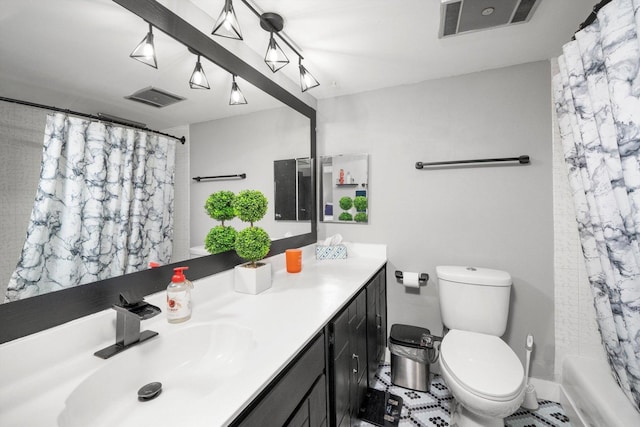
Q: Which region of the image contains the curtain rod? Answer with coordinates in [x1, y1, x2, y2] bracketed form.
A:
[575, 0, 612, 36]
[0, 96, 186, 144]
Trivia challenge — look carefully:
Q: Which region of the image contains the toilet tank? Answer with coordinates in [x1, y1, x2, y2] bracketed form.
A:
[436, 266, 512, 336]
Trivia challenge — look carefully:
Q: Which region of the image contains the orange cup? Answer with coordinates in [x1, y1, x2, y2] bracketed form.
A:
[286, 249, 302, 273]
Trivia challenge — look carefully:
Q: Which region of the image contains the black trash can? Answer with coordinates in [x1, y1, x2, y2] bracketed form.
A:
[389, 324, 432, 392]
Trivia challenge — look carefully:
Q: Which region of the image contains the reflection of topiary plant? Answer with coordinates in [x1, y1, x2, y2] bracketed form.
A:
[339, 196, 353, 210]
[205, 191, 237, 254]
[233, 190, 271, 267]
[339, 212, 353, 221]
[354, 196, 367, 212]
[339, 196, 354, 221]
[354, 212, 368, 222]
[205, 191, 236, 223]
[205, 225, 237, 254]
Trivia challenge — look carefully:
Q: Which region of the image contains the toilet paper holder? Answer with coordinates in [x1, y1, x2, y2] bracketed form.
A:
[395, 270, 429, 286]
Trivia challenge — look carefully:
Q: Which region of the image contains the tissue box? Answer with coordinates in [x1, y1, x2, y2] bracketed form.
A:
[316, 244, 348, 260]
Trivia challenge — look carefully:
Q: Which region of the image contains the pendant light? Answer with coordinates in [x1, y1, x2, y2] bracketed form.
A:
[130, 23, 157, 69]
[212, 0, 243, 40]
[229, 75, 247, 105]
[260, 13, 289, 73]
[189, 55, 210, 89]
[264, 33, 289, 73]
[299, 59, 320, 92]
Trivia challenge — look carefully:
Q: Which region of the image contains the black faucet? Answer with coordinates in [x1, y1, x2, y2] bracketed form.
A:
[94, 291, 161, 359]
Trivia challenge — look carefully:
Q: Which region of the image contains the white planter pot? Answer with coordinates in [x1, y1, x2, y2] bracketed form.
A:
[234, 262, 272, 294]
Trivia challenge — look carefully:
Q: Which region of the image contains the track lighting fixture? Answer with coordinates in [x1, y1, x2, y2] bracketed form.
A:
[229, 75, 247, 105]
[259, 12, 289, 73]
[130, 23, 157, 69]
[264, 33, 289, 73]
[299, 59, 320, 92]
[212, 0, 243, 40]
[189, 55, 210, 89]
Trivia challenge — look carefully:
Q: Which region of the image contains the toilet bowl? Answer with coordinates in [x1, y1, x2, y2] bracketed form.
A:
[439, 329, 525, 427]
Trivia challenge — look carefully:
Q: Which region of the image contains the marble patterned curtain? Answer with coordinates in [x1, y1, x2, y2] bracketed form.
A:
[553, 0, 640, 410]
[4, 113, 176, 302]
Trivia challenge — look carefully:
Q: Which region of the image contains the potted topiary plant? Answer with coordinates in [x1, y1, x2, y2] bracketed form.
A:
[232, 189, 272, 294]
[204, 191, 237, 254]
[339, 196, 353, 221]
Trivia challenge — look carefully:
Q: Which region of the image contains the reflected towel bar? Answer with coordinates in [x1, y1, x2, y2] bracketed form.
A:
[192, 173, 246, 182]
[415, 155, 529, 169]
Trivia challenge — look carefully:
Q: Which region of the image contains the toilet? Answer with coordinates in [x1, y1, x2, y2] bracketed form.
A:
[436, 266, 525, 427]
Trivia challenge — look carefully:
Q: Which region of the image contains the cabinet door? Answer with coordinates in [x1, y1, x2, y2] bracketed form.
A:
[331, 307, 351, 427]
[377, 267, 387, 365]
[366, 267, 387, 386]
[285, 374, 327, 427]
[350, 291, 368, 421]
[366, 274, 380, 385]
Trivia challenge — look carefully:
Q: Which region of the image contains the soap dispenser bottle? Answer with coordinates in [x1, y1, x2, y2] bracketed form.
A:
[167, 266, 192, 323]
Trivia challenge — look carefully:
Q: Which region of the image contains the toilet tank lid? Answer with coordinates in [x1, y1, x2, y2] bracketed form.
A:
[436, 266, 511, 286]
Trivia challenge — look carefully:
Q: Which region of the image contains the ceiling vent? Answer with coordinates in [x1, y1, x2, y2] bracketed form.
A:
[439, 0, 541, 38]
[125, 86, 186, 108]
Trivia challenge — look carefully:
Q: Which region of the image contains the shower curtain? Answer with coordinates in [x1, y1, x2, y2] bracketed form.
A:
[553, 0, 640, 410]
[4, 113, 176, 302]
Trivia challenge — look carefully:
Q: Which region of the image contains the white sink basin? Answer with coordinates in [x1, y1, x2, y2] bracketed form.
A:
[58, 323, 255, 427]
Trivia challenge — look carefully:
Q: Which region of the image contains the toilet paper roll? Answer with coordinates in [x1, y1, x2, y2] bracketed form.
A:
[402, 272, 420, 288]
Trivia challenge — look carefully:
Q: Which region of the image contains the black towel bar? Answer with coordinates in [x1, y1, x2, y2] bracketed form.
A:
[416, 155, 529, 169]
[192, 173, 246, 182]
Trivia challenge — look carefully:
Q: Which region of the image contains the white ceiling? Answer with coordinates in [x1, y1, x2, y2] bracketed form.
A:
[0, 0, 594, 129]
[202, 0, 594, 99]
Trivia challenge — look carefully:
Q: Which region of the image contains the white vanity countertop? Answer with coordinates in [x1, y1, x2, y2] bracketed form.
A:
[0, 243, 386, 427]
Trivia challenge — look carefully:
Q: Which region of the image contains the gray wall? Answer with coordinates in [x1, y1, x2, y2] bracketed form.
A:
[317, 61, 555, 380]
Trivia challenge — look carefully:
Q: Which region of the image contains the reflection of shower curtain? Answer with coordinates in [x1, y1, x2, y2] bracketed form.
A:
[4, 113, 176, 302]
[553, 0, 640, 410]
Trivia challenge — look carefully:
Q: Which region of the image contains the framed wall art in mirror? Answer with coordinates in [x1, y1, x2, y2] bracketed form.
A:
[273, 158, 312, 222]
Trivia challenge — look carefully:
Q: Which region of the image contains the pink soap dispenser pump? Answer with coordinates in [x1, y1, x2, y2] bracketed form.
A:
[166, 266, 192, 323]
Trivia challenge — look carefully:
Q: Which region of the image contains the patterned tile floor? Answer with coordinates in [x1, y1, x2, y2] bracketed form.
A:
[359, 363, 572, 427]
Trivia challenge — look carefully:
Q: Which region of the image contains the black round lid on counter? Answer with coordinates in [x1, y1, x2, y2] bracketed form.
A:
[389, 324, 431, 348]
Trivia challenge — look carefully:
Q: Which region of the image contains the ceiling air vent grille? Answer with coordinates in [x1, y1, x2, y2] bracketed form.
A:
[511, 0, 538, 23]
[439, 0, 541, 38]
[442, 1, 462, 37]
[125, 86, 186, 108]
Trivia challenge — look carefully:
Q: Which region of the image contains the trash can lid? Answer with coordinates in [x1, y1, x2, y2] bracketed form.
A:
[389, 324, 431, 348]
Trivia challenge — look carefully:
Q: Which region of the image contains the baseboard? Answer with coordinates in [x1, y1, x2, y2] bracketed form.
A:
[529, 377, 561, 402]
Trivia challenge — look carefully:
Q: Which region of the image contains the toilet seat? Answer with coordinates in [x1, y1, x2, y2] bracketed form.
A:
[440, 329, 524, 401]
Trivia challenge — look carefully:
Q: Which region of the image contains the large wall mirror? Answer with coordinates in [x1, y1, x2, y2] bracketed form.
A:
[0, 0, 316, 343]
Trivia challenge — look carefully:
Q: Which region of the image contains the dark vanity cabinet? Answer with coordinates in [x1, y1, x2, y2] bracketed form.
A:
[328, 266, 387, 427]
[232, 265, 387, 427]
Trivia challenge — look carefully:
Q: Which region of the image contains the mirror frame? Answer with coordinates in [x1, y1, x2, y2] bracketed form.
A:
[0, 0, 317, 344]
